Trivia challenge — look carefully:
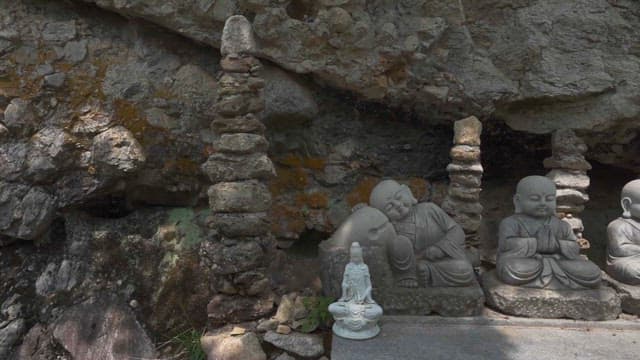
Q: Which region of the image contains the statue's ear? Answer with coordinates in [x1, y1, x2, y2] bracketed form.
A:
[622, 197, 632, 218]
[514, 194, 522, 214]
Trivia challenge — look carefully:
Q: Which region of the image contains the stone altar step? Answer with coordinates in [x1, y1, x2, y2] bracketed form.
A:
[332, 314, 640, 360]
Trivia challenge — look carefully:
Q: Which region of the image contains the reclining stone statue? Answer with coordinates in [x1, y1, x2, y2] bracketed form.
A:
[369, 180, 475, 288]
[607, 179, 640, 285]
[496, 175, 601, 289]
[329, 242, 383, 340]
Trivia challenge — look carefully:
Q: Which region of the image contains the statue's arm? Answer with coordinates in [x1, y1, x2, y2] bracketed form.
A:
[608, 222, 640, 257]
[363, 267, 374, 303]
[498, 218, 537, 258]
[427, 204, 466, 259]
[558, 221, 581, 259]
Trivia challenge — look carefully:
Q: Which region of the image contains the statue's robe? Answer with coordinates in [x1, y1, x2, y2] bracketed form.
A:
[388, 203, 474, 287]
[497, 214, 601, 289]
[607, 218, 640, 285]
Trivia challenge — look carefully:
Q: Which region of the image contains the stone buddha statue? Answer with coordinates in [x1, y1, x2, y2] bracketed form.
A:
[606, 179, 640, 285]
[329, 242, 383, 340]
[497, 175, 601, 289]
[369, 180, 475, 288]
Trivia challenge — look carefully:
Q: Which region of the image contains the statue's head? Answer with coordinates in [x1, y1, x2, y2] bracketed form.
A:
[514, 175, 557, 218]
[350, 242, 363, 264]
[369, 180, 417, 221]
[621, 180, 640, 219]
[328, 206, 397, 248]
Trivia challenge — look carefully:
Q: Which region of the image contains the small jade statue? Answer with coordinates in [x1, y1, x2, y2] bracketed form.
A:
[497, 175, 601, 289]
[607, 179, 640, 285]
[329, 242, 383, 340]
[369, 180, 474, 287]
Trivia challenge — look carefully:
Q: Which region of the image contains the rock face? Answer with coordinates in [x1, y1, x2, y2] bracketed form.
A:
[482, 270, 621, 321]
[52, 300, 156, 360]
[80, 0, 640, 172]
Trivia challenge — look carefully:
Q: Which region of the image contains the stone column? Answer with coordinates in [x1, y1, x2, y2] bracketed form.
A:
[544, 129, 591, 247]
[442, 116, 483, 249]
[201, 15, 276, 326]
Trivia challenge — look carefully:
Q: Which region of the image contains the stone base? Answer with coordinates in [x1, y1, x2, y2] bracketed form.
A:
[603, 273, 640, 315]
[333, 321, 380, 340]
[481, 270, 621, 320]
[372, 280, 485, 317]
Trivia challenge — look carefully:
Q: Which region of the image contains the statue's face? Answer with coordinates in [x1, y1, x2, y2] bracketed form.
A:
[515, 184, 556, 218]
[382, 185, 415, 221]
[350, 249, 363, 264]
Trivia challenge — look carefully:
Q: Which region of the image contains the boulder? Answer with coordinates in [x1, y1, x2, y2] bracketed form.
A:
[201, 328, 266, 360]
[263, 331, 324, 358]
[52, 299, 156, 360]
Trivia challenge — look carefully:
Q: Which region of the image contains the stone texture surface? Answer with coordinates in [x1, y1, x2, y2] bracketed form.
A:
[52, 300, 156, 360]
[603, 273, 640, 315]
[208, 181, 272, 213]
[0, 182, 57, 240]
[373, 283, 485, 317]
[332, 316, 640, 360]
[202, 153, 275, 183]
[263, 331, 325, 358]
[482, 270, 621, 321]
[201, 327, 266, 360]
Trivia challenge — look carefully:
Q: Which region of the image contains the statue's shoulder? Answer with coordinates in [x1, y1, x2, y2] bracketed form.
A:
[415, 202, 444, 214]
[499, 214, 522, 228]
[608, 218, 639, 233]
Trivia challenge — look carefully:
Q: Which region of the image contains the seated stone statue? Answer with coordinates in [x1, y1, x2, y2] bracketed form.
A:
[607, 180, 640, 285]
[369, 180, 474, 288]
[329, 242, 382, 340]
[497, 175, 601, 289]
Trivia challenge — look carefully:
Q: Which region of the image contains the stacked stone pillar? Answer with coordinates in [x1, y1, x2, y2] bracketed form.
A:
[442, 116, 483, 248]
[201, 16, 276, 326]
[544, 129, 591, 246]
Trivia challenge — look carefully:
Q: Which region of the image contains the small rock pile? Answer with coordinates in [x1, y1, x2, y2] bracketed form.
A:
[442, 116, 484, 248]
[201, 16, 276, 326]
[544, 129, 591, 244]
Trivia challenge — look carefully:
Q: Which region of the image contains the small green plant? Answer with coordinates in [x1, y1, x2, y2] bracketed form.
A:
[299, 296, 334, 333]
[160, 328, 206, 360]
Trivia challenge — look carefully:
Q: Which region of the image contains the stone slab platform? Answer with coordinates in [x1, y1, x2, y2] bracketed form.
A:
[603, 273, 640, 315]
[482, 270, 621, 320]
[332, 315, 640, 360]
[373, 280, 485, 317]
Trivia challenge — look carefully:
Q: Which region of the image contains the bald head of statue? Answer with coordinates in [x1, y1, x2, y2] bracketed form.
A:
[621, 179, 640, 219]
[514, 175, 557, 218]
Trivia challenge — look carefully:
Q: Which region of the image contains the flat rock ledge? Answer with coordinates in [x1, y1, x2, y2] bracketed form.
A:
[603, 273, 640, 315]
[481, 270, 621, 321]
[373, 279, 485, 317]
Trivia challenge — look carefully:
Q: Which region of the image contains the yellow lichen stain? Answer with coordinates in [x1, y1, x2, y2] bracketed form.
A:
[269, 165, 309, 196]
[270, 203, 306, 237]
[277, 154, 326, 171]
[153, 87, 174, 100]
[403, 177, 429, 201]
[346, 176, 381, 207]
[296, 191, 329, 209]
[113, 99, 148, 137]
[0, 69, 21, 98]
